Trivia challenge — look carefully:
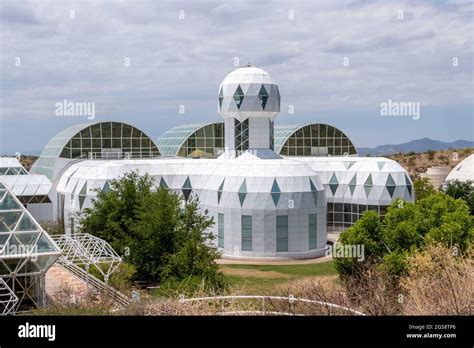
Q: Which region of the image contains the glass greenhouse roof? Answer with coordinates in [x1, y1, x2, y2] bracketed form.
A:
[31, 121, 160, 180]
[155, 122, 222, 157]
[273, 124, 303, 153]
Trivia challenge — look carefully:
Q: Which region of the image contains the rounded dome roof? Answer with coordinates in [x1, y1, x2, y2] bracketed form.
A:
[446, 154, 474, 182]
[219, 66, 277, 86]
[218, 65, 281, 120]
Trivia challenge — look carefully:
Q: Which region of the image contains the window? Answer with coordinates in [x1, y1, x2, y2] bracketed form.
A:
[309, 214, 317, 249]
[241, 215, 252, 251]
[276, 216, 288, 252]
[233, 85, 245, 109]
[218, 213, 224, 248]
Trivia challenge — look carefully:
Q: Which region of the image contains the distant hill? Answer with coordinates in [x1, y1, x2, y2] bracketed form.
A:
[358, 138, 474, 156]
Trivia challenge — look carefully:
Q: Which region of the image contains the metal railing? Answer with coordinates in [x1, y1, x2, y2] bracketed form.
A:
[179, 295, 365, 316]
[56, 258, 131, 309]
[87, 151, 161, 160]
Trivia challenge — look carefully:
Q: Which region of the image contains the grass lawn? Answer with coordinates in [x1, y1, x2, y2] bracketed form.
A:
[220, 260, 338, 294]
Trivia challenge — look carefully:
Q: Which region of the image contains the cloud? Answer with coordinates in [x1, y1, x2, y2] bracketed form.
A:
[0, 0, 472, 153]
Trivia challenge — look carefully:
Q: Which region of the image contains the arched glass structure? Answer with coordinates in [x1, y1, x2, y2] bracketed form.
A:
[274, 124, 357, 157]
[155, 123, 224, 158]
[156, 122, 357, 158]
[32, 122, 160, 179]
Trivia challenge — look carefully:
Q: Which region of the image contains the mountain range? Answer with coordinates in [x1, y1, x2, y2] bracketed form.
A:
[357, 138, 474, 156]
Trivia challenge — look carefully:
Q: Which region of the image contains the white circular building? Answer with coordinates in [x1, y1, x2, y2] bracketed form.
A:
[32, 66, 415, 260]
[446, 154, 474, 182]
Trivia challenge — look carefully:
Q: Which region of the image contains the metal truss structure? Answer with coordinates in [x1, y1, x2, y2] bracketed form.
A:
[52, 233, 122, 283]
[0, 278, 18, 315]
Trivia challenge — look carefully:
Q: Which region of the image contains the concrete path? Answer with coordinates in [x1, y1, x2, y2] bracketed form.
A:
[217, 255, 333, 265]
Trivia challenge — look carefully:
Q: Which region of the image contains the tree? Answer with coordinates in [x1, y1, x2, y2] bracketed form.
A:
[80, 171, 153, 254]
[413, 177, 435, 200]
[335, 193, 474, 279]
[79, 172, 226, 290]
[441, 179, 474, 215]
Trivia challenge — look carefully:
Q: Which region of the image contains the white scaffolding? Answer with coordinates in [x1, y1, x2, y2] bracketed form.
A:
[0, 277, 19, 315]
[52, 233, 122, 283]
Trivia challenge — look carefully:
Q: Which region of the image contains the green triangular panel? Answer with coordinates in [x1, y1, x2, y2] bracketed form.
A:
[218, 87, 223, 109]
[364, 174, 373, 197]
[217, 179, 225, 204]
[377, 161, 385, 170]
[233, 85, 244, 109]
[182, 177, 192, 201]
[271, 179, 281, 207]
[258, 85, 269, 109]
[238, 179, 247, 207]
[405, 174, 412, 197]
[160, 177, 168, 189]
[329, 173, 338, 195]
[349, 174, 357, 196]
[386, 174, 396, 198]
[102, 180, 111, 192]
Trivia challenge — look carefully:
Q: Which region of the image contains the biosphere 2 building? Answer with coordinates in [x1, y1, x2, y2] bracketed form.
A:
[23, 66, 414, 260]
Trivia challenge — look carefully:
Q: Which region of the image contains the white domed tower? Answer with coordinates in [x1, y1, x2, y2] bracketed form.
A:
[218, 65, 281, 158]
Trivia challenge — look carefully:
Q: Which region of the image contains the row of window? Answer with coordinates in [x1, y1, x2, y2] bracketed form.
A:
[280, 146, 356, 157]
[217, 214, 318, 252]
[327, 203, 388, 229]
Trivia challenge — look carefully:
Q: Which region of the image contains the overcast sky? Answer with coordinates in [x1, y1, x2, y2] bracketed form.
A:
[0, 0, 473, 155]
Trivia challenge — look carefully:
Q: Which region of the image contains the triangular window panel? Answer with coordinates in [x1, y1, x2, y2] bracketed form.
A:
[15, 232, 40, 249]
[182, 177, 192, 201]
[364, 174, 373, 197]
[405, 174, 412, 197]
[79, 182, 87, 195]
[349, 174, 357, 196]
[386, 174, 396, 198]
[15, 213, 38, 232]
[35, 233, 58, 253]
[309, 179, 318, 206]
[377, 161, 386, 170]
[35, 254, 58, 272]
[0, 212, 23, 232]
[329, 173, 339, 196]
[217, 179, 225, 204]
[233, 85, 245, 109]
[271, 179, 281, 207]
[238, 179, 247, 207]
[159, 177, 168, 189]
[258, 85, 269, 109]
[218, 87, 224, 109]
[102, 180, 111, 193]
[78, 182, 87, 209]
[0, 192, 22, 210]
[0, 233, 11, 252]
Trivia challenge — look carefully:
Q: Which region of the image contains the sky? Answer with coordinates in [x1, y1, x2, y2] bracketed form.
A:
[0, 0, 473, 155]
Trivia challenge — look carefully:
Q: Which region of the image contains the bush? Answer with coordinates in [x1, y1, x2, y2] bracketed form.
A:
[400, 244, 473, 315]
[426, 149, 436, 160]
[335, 192, 473, 280]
